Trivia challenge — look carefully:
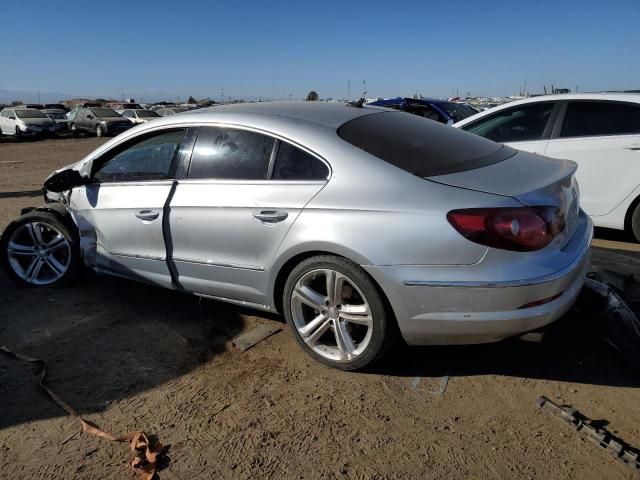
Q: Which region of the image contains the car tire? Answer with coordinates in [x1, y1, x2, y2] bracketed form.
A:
[283, 255, 396, 371]
[14, 126, 22, 139]
[630, 203, 640, 243]
[69, 123, 78, 136]
[0, 210, 81, 288]
[95, 124, 105, 137]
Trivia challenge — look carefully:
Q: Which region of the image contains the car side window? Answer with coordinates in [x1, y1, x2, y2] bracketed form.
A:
[463, 102, 554, 143]
[272, 141, 329, 180]
[93, 129, 186, 183]
[188, 126, 274, 180]
[560, 101, 640, 138]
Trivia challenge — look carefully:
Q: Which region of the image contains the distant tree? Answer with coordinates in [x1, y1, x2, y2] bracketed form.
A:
[95, 99, 108, 103]
[305, 91, 319, 101]
[187, 96, 197, 104]
[10, 101, 22, 106]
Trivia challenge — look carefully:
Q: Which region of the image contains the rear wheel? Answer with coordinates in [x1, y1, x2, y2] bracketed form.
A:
[95, 124, 105, 137]
[283, 255, 395, 371]
[1, 211, 81, 287]
[630, 203, 640, 243]
[14, 126, 22, 139]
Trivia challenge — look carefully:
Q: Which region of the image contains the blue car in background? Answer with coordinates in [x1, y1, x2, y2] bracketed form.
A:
[367, 97, 478, 124]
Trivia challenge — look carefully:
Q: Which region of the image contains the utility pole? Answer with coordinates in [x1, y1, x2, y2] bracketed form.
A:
[523, 76, 527, 96]
[37, 90, 41, 104]
[362, 80, 367, 99]
[347, 80, 351, 101]
[289, 94, 292, 102]
[221, 88, 224, 104]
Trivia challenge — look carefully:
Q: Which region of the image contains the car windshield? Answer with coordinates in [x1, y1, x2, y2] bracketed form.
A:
[15, 110, 47, 119]
[337, 111, 515, 177]
[46, 112, 67, 119]
[90, 108, 121, 118]
[438, 102, 478, 122]
[137, 110, 160, 118]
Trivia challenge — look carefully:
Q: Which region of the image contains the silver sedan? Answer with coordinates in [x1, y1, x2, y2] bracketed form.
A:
[0, 102, 592, 370]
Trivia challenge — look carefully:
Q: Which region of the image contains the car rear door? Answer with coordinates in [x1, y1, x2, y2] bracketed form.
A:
[69, 127, 191, 288]
[168, 125, 329, 305]
[459, 101, 558, 154]
[544, 100, 640, 216]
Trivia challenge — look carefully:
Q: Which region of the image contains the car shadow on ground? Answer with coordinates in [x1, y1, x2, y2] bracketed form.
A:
[0, 271, 246, 431]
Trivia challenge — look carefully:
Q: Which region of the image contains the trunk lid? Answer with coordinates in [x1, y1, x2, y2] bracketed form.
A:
[429, 151, 581, 246]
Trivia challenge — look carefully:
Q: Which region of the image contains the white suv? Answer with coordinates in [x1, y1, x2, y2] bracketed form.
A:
[454, 93, 640, 241]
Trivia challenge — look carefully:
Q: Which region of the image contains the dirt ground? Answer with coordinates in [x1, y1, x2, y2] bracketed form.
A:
[0, 136, 639, 480]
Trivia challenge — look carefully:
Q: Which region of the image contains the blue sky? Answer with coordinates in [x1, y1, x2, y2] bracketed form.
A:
[1, 0, 639, 102]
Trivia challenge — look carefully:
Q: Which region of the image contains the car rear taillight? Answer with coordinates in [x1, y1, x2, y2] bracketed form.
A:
[447, 207, 565, 252]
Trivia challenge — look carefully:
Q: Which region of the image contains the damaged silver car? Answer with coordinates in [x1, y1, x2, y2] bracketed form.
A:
[0, 102, 593, 370]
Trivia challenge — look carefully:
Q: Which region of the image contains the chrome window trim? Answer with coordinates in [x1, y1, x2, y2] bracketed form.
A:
[80, 121, 333, 182]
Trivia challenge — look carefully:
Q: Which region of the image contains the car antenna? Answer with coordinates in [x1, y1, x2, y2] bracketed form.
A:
[347, 97, 365, 108]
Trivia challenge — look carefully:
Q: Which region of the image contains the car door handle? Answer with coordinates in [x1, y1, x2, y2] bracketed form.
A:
[135, 210, 160, 221]
[252, 210, 288, 223]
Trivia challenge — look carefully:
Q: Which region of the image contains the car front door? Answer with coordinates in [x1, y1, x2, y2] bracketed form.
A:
[168, 126, 330, 305]
[460, 101, 558, 154]
[544, 100, 640, 216]
[69, 127, 190, 287]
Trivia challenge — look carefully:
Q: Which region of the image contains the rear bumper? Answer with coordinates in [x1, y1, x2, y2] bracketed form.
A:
[364, 214, 593, 345]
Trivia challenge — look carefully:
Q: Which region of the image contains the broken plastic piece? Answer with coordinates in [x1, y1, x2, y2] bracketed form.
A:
[231, 324, 282, 351]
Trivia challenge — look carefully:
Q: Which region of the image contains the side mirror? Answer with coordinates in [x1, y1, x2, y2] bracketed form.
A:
[43, 169, 89, 193]
[87, 114, 94, 119]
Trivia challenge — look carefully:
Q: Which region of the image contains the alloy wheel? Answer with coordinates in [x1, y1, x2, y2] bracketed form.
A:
[6, 222, 71, 285]
[290, 268, 374, 363]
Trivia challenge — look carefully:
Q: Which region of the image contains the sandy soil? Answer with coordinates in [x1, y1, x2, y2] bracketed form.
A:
[0, 137, 638, 480]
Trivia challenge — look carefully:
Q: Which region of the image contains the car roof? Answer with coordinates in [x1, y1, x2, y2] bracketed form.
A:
[453, 92, 640, 127]
[178, 101, 386, 128]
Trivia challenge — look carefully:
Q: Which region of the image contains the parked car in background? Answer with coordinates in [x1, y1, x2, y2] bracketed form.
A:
[367, 97, 478, 124]
[1, 102, 591, 371]
[122, 108, 161, 124]
[155, 107, 189, 116]
[17, 104, 44, 110]
[454, 93, 640, 241]
[104, 102, 144, 113]
[0, 108, 57, 137]
[43, 103, 68, 112]
[42, 109, 70, 133]
[68, 107, 132, 137]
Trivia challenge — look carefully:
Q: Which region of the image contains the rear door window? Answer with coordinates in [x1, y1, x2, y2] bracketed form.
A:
[461, 102, 554, 143]
[272, 141, 329, 180]
[188, 126, 275, 180]
[560, 101, 640, 138]
[338, 111, 515, 177]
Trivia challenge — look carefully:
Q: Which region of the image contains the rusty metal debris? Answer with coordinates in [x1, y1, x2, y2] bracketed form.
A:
[0, 345, 167, 480]
[231, 323, 282, 352]
[537, 395, 640, 474]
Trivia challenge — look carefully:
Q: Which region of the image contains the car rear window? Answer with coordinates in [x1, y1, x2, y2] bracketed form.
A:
[337, 112, 516, 177]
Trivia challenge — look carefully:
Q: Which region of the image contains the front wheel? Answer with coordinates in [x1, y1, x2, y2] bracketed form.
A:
[95, 124, 105, 137]
[1, 210, 81, 287]
[283, 255, 396, 371]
